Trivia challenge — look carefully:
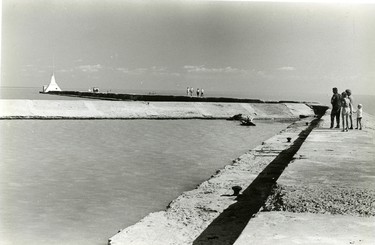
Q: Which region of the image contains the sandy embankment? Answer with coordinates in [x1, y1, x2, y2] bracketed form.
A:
[0, 99, 315, 120]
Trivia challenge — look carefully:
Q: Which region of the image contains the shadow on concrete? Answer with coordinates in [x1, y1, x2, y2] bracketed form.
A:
[192, 118, 321, 245]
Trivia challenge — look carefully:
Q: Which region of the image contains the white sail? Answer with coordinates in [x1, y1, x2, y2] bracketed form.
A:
[44, 73, 62, 92]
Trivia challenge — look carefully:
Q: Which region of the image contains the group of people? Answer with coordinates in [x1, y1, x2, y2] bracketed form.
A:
[331, 87, 363, 132]
[186, 87, 204, 97]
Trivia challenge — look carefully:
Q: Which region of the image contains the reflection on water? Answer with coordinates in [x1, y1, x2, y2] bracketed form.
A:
[0, 120, 290, 245]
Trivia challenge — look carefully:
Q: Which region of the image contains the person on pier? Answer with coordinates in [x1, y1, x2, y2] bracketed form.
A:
[355, 104, 363, 130]
[330, 87, 341, 129]
[341, 92, 350, 132]
[190, 87, 194, 97]
[345, 89, 354, 129]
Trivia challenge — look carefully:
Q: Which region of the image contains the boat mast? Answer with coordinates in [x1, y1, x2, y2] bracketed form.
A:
[53, 55, 55, 76]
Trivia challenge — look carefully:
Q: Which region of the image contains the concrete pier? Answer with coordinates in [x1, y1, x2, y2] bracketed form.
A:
[234, 112, 375, 245]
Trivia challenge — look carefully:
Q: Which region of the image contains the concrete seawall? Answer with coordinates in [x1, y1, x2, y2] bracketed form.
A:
[0, 100, 318, 120]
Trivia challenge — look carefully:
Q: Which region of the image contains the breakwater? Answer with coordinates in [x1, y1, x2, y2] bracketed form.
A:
[0, 99, 325, 120]
[42, 90, 313, 104]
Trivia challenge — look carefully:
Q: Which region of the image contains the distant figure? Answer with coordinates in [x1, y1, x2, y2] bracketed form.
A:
[341, 92, 350, 132]
[355, 104, 363, 130]
[345, 89, 354, 129]
[196, 88, 200, 97]
[240, 116, 256, 126]
[330, 87, 341, 129]
[200, 88, 204, 97]
[190, 87, 194, 97]
[186, 87, 190, 96]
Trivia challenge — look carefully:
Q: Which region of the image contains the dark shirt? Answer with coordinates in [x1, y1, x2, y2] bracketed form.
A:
[331, 93, 341, 110]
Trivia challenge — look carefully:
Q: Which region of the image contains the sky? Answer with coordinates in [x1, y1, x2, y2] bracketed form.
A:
[1, 0, 375, 99]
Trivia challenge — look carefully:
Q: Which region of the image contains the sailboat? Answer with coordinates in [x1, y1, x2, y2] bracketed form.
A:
[42, 73, 62, 93]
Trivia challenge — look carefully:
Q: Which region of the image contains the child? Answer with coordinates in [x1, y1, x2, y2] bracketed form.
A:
[355, 104, 363, 130]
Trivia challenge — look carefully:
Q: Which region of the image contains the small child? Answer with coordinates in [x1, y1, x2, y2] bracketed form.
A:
[355, 104, 363, 130]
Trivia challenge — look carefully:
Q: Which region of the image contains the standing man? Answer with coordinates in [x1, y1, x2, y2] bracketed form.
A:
[330, 87, 341, 129]
[345, 89, 354, 129]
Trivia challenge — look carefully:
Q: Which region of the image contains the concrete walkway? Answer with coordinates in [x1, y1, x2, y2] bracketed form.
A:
[234, 112, 375, 245]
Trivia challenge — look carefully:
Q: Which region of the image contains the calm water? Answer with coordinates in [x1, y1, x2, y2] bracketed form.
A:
[0, 120, 290, 245]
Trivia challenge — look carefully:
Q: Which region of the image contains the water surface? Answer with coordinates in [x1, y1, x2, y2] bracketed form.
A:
[0, 119, 290, 245]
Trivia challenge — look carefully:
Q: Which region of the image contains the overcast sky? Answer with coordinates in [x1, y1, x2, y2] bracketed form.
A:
[1, 0, 375, 98]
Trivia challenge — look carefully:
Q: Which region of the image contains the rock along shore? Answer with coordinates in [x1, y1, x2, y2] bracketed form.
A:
[0, 99, 318, 120]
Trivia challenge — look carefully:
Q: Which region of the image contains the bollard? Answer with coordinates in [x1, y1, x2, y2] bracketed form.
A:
[232, 186, 242, 196]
